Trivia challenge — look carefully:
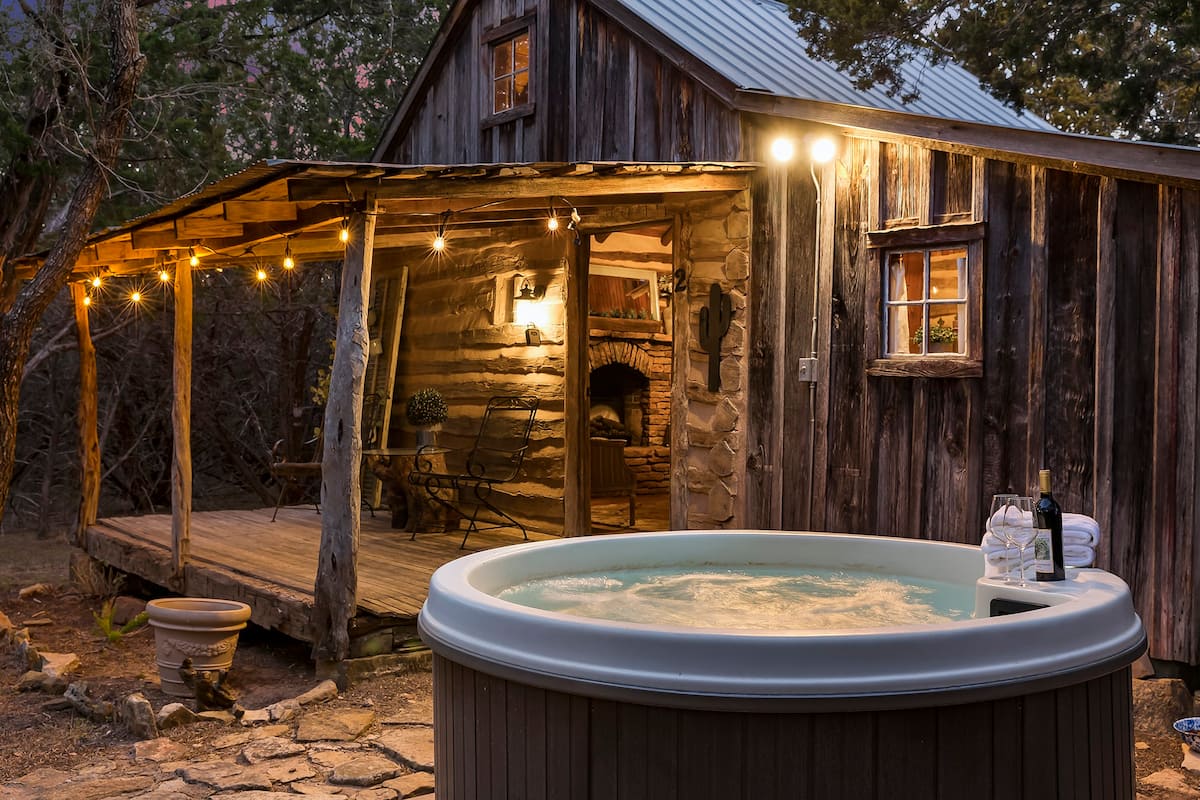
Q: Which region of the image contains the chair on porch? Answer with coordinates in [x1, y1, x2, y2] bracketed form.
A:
[268, 393, 388, 522]
[409, 395, 539, 548]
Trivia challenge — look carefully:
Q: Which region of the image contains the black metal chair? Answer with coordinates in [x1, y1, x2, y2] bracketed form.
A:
[409, 395, 539, 548]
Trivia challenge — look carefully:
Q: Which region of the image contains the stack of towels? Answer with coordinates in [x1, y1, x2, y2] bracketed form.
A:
[980, 511, 1101, 579]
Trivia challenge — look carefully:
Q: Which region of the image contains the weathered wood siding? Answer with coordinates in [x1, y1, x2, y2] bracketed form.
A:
[377, 0, 741, 163]
[801, 140, 1200, 663]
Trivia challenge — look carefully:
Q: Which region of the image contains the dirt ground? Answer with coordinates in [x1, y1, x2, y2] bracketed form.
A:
[0, 526, 1196, 796]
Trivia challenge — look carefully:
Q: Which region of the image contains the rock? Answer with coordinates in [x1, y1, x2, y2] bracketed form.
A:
[41, 697, 74, 712]
[1134, 677, 1194, 736]
[1183, 743, 1200, 774]
[1133, 652, 1156, 679]
[296, 709, 376, 742]
[240, 736, 306, 764]
[64, 681, 113, 722]
[295, 680, 339, 706]
[197, 710, 238, 725]
[267, 698, 300, 722]
[21, 618, 51, 626]
[1142, 768, 1196, 796]
[176, 760, 272, 792]
[308, 748, 362, 769]
[239, 707, 272, 725]
[212, 725, 290, 749]
[134, 738, 190, 763]
[264, 756, 317, 783]
[17, 670, 47, 691]
[14, 630, 40, 670]
[120, 692, 159, 739]
[373, 728, 434, 772]
[382, 772, 435, 797]
[211, 792, 343, 800]
[291, 783, 351, 796]
[6, 767, 154, 800]
[351, 789, 398, 800]
[39, 651, 81, 679]
[329, 755, 403, 787]
[110, 595, 147, 625]
[1137, 741, 1151, 750]
[0, 609, 13, 640]
[158, 702, 202, 730]
[18, 582, 53, 599]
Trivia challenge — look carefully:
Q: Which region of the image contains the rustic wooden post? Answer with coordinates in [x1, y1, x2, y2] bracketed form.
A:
[71, 283, 100, 545]
[563, 236, 591, 537]
[1026, 166, 1048, 490]
[171, 256, 194, 580]
[313, 195, 377, 665]
[670, 215, 691, 530]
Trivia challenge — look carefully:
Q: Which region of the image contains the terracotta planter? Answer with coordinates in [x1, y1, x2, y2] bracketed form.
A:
[146, 597, 252, 697]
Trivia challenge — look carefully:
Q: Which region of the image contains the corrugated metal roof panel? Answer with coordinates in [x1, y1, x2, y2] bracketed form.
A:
[612, 0, 1058, 132]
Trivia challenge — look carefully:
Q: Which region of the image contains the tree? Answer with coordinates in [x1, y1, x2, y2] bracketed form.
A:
[782, 0, 1200, 144]
[0, 0, 145, 529]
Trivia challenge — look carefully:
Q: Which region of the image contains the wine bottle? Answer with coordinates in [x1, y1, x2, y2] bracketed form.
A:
[1034, 469, 1065, 581]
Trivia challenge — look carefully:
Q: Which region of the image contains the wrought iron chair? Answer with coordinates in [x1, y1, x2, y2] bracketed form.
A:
[268, 392, 387, 522]
[409, 395, 539, 548]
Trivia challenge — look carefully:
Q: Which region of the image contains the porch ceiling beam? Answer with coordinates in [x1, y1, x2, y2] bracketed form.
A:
[223, 201, 300, 223]
[286, 172, 749, 203]
[131, 203, 347, 253]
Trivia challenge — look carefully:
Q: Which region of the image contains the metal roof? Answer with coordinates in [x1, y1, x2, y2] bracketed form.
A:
[612, 0, 1058, 132]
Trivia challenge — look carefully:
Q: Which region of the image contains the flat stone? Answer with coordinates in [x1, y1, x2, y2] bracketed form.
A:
[1183, 744, 1200, 774]
[373, 728, 434, 772]
[308, 749, 361, 769]
[265, 756, 317, 783]
[211, 794, 343, 800]
[1142, 768, 1198, 797]
[63, 681, 113, 722]
[176, 760, 272, 792]
[291, 783, 350, 796]
[350, 789, 397, 800]
[213, 724, 290, 749]
[41, 697, 74, 712]
[129, 791, 199, 800]
[0, 609, 13, 638]
[40, 651, 81, 679]
[329, 755, 403, 787]
[1137, 741, 1151, 750]
[17, 670, 47, 691]
[239, 707, 272, 725]
[295, 680, 339, 706]
[1134, 677, 1194, 736]
[7, 768, 155, 800]
[134, 738, 190, 762]
[18, 582, 53, 599]
[121, 692, 159, 739]
[267, 699, 300, 722]
[382, 772, 435, 797]
[21, 618, 52, 626]
[241, 736, 306, 764]
[198, 710, 238, 725]
[158, 702, 202, 730]
[297, 709, 376, 742]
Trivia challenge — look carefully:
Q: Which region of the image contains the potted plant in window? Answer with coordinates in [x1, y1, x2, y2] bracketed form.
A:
[913, 318, 959, 354]
[405, 387, 449, 447]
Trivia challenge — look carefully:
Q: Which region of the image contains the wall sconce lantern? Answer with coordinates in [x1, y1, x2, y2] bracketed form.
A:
[513, 274, 547, 345]
[514, 276, 545, 302]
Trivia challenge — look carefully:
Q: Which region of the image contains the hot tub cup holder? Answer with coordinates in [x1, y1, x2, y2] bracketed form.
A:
[1174, 717, 1200, 752]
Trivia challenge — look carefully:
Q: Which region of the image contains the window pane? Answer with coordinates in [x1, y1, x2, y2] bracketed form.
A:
[925, 303, 965, 354]
[494, 76, 511, 112]
[494, 40, 512, 79]
[589, 274, 655, 320]
[513, 32, 530, 70]
[929, 248, 966, 301]
[886, 251, 925, 302]
[887, 304, 925, 355]
[513, 69, 529, 105]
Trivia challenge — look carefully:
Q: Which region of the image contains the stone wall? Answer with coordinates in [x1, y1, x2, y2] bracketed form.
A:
[588, 333, 672, 489]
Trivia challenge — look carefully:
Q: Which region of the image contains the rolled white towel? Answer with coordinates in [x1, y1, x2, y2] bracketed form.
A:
[1063, 513, 1100, 547]
[1063, 544, 1096, 567]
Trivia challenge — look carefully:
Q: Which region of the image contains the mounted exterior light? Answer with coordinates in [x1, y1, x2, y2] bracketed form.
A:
[811, 137, 837, 164]
[770, 137, 796, 163]
[514, 276, 544, 301]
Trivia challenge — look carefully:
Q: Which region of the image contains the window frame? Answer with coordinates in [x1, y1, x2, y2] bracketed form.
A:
[864, 143, 986, 378]
[481, 15, 536, 128]
[588, 264, 663, 322]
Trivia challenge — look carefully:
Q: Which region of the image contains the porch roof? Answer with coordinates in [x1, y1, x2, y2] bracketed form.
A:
[18, 160, 755, 279]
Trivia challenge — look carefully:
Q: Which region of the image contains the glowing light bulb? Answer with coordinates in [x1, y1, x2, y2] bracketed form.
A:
[91, 276, 102, 288]
[547, 216, 559, 232]
[770, 137, 796, 163]
[159, 270, 171, 283]
[432, 234, 446, 252]
[189, 254, 199, 267]
[810, 137, 837, 164]
[283, 254, 295, 270]
[339, 227, 350, 244]
[129, 291, 141, 303]
[256, 269, 268, 282]
[83, 295, 91, 307]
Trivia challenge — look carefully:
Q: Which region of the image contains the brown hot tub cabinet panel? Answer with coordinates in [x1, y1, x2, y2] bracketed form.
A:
[433, 655, 1135, 800]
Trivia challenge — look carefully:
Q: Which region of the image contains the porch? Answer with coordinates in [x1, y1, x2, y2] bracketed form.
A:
[81, 496, 669, 649]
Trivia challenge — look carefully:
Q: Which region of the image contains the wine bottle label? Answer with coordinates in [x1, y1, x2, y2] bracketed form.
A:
[1033, 529, 1053, 574]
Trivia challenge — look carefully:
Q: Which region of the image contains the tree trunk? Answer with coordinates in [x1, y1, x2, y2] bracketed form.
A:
[0, 0, 145, 529]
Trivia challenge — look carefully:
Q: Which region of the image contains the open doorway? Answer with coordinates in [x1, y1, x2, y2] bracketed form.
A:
[585, 222, 674, 531]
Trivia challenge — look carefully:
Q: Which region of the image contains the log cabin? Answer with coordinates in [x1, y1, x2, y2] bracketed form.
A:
[18, 0, 1200, 668]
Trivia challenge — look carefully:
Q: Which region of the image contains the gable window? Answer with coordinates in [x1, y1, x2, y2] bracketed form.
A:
[492, 30, 530, 114]
[866, 142, 984, 378]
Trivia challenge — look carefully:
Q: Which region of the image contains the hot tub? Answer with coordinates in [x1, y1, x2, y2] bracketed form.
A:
[420, 531, 1145, 800]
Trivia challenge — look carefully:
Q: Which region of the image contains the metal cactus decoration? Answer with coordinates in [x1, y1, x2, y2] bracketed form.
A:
[699, 282, 732, 391]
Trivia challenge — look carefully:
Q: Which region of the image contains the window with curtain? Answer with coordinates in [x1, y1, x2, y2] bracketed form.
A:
[883, 246, 969, 356]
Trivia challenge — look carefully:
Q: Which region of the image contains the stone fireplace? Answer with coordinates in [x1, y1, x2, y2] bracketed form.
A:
[588, 334, 671, 492]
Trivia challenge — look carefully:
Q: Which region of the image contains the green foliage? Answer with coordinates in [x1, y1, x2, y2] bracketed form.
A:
[913, 317, 958, 345]
[405, 387, 448, 426]
[781, 0, 1200, 143]
[93, 600, 149, 645]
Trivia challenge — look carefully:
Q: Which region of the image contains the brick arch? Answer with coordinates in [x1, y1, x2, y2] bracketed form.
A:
[589, 341, 652, 376]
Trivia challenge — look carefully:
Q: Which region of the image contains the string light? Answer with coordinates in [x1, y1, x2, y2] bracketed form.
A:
[129, 290, 142, 304]
[339, 219, 350, 244]
[255, 268, 268, 282]
[547, 201, 559, 232]
[90, 276, 103, 288]
[282, 240, 295, 270]
[159, 269, 171, 283]
[432, 210, 451, 253]
[188, 247, 199, 268]
[82, 295, 91, 307]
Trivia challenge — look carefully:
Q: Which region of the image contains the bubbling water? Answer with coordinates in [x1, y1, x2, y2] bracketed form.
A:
[495, 566, 975, 630]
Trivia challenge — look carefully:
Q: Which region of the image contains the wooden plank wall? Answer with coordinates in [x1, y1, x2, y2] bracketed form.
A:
[378, 0, 741, 164]
[811, 144, 1200, 663]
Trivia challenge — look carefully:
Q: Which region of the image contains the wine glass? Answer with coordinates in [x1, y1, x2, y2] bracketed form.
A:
[988, 494, 1019, 582]
[1005, 496, 1036, 587]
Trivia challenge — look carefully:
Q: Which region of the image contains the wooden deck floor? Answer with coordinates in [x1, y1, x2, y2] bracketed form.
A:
[82, 496, 669, 646]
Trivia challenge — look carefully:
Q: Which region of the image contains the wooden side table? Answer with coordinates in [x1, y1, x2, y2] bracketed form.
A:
[364, 448, 458, 533]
